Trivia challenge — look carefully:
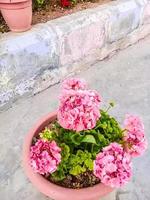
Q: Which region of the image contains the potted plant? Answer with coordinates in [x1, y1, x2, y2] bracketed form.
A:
[0, 0, 32, 32]
[23, 78, 147, 200]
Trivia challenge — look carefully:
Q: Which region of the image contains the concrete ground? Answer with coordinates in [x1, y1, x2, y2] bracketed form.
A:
[0, 36, 150, 200]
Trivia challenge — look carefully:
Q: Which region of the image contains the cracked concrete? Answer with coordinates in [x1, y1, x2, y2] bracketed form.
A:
[0, 36, 150, 200]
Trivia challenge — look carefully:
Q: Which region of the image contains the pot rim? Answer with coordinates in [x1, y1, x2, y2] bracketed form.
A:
[22, 111, 113, 200]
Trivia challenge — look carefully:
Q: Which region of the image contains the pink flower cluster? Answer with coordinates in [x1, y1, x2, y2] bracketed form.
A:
[62, 78, 87, 91]
[58, 80, 101, 131]
[30, 140, 61, 175]
[94, 143, 132, 188]
[123, 114, 148, 157]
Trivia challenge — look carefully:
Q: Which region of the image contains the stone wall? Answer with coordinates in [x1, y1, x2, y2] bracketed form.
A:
[0, 0, 150, 110]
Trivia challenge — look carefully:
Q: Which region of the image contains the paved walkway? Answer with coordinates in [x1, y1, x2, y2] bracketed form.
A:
[0, 36, 150, 200]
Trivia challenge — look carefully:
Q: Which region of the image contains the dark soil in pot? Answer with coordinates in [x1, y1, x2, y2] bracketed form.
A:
[0, 13, 9, 33]
[48, 171, 100, 189]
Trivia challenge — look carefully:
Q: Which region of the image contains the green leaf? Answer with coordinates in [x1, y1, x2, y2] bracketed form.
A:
[84, 159, 93, 170]
[51, 168, 66, 181]
[36, 0, 44, 6]
[69, 154, 82, 165]
[70, 133, 85, 145]
[40, 128, 54, 141]
[82, 135, 97, 144]
[101, 122, 107, 129]
[109, 101, 115, 107]
[60, 143, 70, 161]
[69, 165, 86, 176]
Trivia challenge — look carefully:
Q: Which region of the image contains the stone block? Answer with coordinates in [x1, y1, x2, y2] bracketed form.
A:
[107, 0, 142, 42]
[142, 2, 150, 24]
[0, 24, 59, 105]
[48, 10, 109, 66]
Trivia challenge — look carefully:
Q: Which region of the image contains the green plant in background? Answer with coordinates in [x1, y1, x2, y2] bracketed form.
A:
[71, 0, 77, 5]
[33, 0, 50, 10]
[35, 0, 45, 6]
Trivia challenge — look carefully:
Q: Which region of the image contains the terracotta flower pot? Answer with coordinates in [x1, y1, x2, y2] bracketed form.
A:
[0, 0, 32, 32]
[22, 112, 114, 200]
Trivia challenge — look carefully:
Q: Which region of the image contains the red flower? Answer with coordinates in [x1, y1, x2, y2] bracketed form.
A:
[61, 0, 70, 7]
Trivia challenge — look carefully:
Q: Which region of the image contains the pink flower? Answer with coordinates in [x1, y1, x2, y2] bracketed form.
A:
[30, 140, 61, 175]
[62, 78, 87, 92]
[94, 143, 132, 188]
[126, 140, 148, 157]
[123, 114, 148, 157]
[57, 89, 101, 131]
[124, 114, 144, 133]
